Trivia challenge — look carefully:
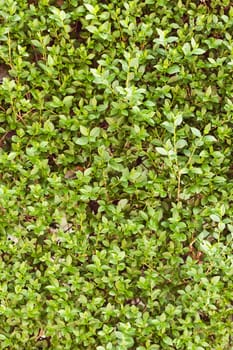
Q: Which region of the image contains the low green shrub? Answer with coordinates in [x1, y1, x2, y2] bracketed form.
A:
[0, 0, 232, 349]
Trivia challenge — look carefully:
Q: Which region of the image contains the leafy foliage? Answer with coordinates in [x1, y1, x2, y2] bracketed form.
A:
[0, 0, 232, 349]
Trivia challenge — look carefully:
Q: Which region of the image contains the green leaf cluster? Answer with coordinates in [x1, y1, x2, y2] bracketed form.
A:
[0, 0, 232, 349]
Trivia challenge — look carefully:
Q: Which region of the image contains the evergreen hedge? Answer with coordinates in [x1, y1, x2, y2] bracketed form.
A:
[0, 0, 232, 349]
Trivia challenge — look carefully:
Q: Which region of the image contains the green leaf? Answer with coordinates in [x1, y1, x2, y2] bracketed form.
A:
[74, 137, 89, 145]
[156, 147, 168, 156]
[176, 139, 187, 149]
[80, 125, 89, 136]
[49, 96, 62, 108]
[162, 121, 174, 133]
[66, 255, 72, 266]
[31, 39, 42, 48]
[47, 54, 54, 66]
[182, 42, 191, 55]
[84, 3, 95, 14]
[44, 120, 54, 132]
[117, 199, 128, 210]
[210, 214, 220, 222]
[192, 48, 206, 55]
[191, 37, 197, 49]
[7, 152, 17, 160]
[90, 127, 100, 138]
[203, 135, 217, 142]
[86, 25, 97, 34]
[211, 276, 220, 284]
[191, 127, 202, 138]
[167, 65, 180, 75]
[163, 336, 173, 346]
[174, 114, 183, 127]
[63, 95, 74, 108]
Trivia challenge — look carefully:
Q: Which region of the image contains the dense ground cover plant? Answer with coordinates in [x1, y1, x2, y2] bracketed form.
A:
[0, 0, 232, 348]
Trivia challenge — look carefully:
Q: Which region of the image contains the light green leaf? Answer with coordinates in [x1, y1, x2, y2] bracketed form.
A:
[80, 125, 89, 136]
[130, 57, 139, 69]
[66, 255, 72, 266]
[84, 3, 95, 14]
[74, 137, 89, 145]
[182, 42, 191, 55]
[86, 25, 97, 34]
[50, 96, 62, 108]
[211, 276, 220, 284]
[31, 39, 42, 48]
[47, 54, 54, 66]
[167, 65, 180, 75]
[174, 114, 183, 126]
[117, 199, 128, 210]
[156, 147, 168, 156]
[163, 336, 173, 346]
[191, 37, 196, 49]
[7, 152, 17, 160]
[191, 127, 202, 138]
[90, 127, 100, 138]
[176, 139, 187, 149]
[210, 214, 220, 222]
[44, 120, 54, 132]
[203, 135, 217, 142]
[162, 121, 174, 133]
[63, 95, 74, 108]
[192, 48, 206, 55]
